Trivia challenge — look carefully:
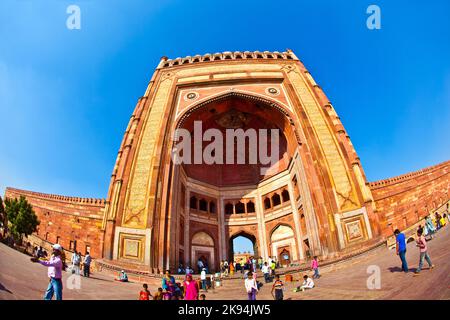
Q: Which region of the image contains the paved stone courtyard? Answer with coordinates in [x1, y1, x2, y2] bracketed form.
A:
[1, 226, 449, 300]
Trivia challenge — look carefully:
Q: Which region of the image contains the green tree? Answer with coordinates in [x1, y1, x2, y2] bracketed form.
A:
[0, 196, 6, 236]
[4, 196, 39, 243]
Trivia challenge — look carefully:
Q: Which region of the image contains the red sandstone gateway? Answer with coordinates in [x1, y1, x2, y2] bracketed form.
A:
[5, 50, 450, 274]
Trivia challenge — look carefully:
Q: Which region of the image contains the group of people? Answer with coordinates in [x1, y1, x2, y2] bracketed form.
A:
[176, 258, 210, 275]
[137, 270, 207, 300]
[30, 243, 93, 300]
[246, 256, 320, 300]
[394, 212, 448, 274]
[70, 251, 92, 277]
[218, 256, 279, 277]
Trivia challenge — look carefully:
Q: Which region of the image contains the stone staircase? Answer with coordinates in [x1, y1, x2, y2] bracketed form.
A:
[95, 239, 387, 284]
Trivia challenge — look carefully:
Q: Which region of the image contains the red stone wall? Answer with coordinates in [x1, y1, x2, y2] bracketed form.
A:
[4, 188, 106, 258]
[370, 161, 450, 237]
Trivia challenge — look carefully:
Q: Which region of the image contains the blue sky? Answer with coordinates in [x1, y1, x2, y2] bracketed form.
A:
[1, 1, 449, 252]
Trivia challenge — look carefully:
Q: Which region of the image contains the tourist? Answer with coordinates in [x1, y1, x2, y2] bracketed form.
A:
[153, 287, 164, 300]
[414, 228, 435, 275]
[71, 251, 81, 275]
[162, 270, 176, 298]
[223, 260, 229, 276]
[439, 214, 447, 227]
[262, 262, 270, 283]
[30, 243, 64, 300]
[210, 273, 215, 290]
[229, 261, 235, 276]
[185, 266, 193, 275]
[271, 275, 284, 300]
[393, 229, 408, 273]
[83, 251, 92, 277]
[244, 271, 258, 300]
[115, 270, 128, 282]
[297, 275, 314, 291]
[197, 258, 204, 274]
[270, 259, 276, 276]
[200, 268, 207, 291]
[177, 263, 185, 274]
[175, 282, 184, 299]
[311, 256, 320, 279]
[252, 257, 257, 272]
[425, 215, 436, 238]
[258, 257, 263, 270]
[252, 269, 258, 289]
[435, 212, 442, 230]
[199, 294, 206, 300]
[139, 283, 153, 300]
[183, 274, 199, 300]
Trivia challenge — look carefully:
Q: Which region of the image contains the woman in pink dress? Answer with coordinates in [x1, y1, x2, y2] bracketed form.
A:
[183, 274, 199, 300]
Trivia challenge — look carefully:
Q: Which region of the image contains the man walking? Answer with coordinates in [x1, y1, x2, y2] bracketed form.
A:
[394, 229, 408, 273]
[414, 228, 435, 275]
[31, 243, 64, 300]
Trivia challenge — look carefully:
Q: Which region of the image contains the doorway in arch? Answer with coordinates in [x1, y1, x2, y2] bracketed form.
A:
[229, 232, 258, 264]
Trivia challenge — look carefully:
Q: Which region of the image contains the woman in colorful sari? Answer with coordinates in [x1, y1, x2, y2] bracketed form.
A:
[229, 261, 235, 276]
[183, 274, 199, 300]
[162, 270, 176, 300]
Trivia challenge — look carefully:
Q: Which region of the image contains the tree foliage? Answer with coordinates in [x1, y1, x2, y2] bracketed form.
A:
[4, 196, 39, 241]
[0, 196, 5, 228]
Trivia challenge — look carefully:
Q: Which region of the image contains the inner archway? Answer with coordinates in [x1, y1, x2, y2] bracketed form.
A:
[167, 92, 302, 271]
[229, 232, 258, 264]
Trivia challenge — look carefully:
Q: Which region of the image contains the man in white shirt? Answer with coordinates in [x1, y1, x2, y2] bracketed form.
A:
[261, 262, 270, 283]
[200, 268, 207, 292]
[298, 275, 315, 291]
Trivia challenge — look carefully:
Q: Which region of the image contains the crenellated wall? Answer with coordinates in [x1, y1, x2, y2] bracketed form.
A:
[369, 160, 450, 237]
[4, 187, 106, 258]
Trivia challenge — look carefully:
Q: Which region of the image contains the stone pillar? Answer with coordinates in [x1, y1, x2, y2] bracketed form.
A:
[287, 180, 304, 261]
[255, 192, 269, 261]
[218, 197, 226, 261]
[184, 188, 190, 266]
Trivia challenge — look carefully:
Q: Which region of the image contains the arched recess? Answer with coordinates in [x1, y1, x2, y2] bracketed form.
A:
[228, 231, 258, 262]
[191, 231, 215, 272]
[270, 224, 297, 266]
[156, 89, 319, 271]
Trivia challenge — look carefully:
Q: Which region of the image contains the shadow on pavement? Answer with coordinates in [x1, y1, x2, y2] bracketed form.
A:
[0, 281, 13, 294]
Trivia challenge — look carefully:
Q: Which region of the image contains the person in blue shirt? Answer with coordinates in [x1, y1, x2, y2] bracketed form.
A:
[394, 229, 408, 273]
